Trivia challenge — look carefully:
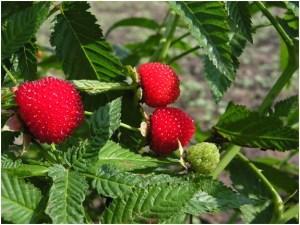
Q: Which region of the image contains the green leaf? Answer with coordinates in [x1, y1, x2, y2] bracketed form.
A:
[105, 17, 159, 37]
[252, 161, 298, 193]
[204, 57, 232, 102]
[2, 2, 49, 59]
[278, 9, 299, 39]
[88, 167, 184, 199]
[119, 92, 145, 151]
[17, 39, 38, 81]
[253, 156, 298, 175]
[272, 95, 299, 127]
[45, 165, 88, 224]
[184, 175, 251, 215]
[1, 172, 42, 223]
[230, 31, 248, 58]
[1, 154, 22, 168]
[170, 1, 235, 81]
[228, 157, 273, 223]
[95, 141, 170, 171]
[72, 98, 122, 170]
[102, 183, 195, 224]
[72, 80, 135, 95]
[1, 2, 33, 20]
[61, 139, 89, 167]
[226, 2, 253, 43]
[3, 164, 49, 177]
[89, 166, 143, 198]
[101, 175, 250, 223]
[204, 31, 247, 102]
[50, 2, 124, 81]
[240, 201, 273, 224]
[214, 103, 299, 150]
[90, 97, 122, 149]
[285, 2, 299, 16]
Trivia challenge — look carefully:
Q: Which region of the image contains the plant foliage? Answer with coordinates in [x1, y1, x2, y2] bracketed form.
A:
[214, 103, 298, 151]
[1, 1, 299, 224]
[50, 2, 124, 81]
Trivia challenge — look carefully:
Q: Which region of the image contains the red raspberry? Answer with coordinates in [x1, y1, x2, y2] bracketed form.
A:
[150, 107, 195, 155]
[138, 62, 180, 107]
[15, 76, 84, 144]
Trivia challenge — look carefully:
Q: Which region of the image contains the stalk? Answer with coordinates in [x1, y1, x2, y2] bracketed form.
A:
[237, 153, 284, 223]
[256, 1, 297, 113]
[2, 65, 18, 85]
[167, 46, 201, 64]
[151, 12, 179, 62]
[212, 144, 240, 179]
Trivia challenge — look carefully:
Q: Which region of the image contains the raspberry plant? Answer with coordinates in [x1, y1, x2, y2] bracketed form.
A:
[1, 1, 299, 224]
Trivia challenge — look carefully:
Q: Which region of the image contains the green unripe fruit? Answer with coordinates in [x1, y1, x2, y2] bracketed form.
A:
[187, 142, 220, 174]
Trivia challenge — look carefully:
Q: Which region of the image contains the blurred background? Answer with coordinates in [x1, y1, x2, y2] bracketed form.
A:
[35, 2, 298, 223]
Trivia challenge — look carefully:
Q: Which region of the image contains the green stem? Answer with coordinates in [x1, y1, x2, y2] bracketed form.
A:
[170, 32, 190, 46]
[212, 144, 240, 179]
[252, 22, 272, 32]
[167, 46, 201, 64]
[237, 152, 284, 223]
[151, 12, 179, 62]
[256, 1, 294, 49]
[256, 3, 297, 113]
[259, 61, 297, 113]
[120, 122, 140, 132]
[84, 110, 140, 132]
[84, 111, 93, 116]
[256, 1, 297, 113]
[2, 65, 18, 85]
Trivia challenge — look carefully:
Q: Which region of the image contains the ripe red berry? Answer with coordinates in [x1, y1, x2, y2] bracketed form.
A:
[150, 107, 195, 155]
[138, 62, 180, 107]
[15, 76, 84, 144]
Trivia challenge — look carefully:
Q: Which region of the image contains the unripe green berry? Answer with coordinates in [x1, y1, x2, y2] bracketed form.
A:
[187, 142, 220, 174]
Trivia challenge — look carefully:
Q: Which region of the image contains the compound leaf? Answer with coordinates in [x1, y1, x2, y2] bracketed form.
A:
[50, 2, 124, 81]
[228, 157, 273, 223]
[170, 1, 235, 81]
[89, 97, 122, 149]
[72, 80, 134, 95]
[204, 57, 232, 102]
[204, 31, 247, 102]
[272, 95, 299, 127]
[89, 166, 143, 198]
[72, 98, 122, 170]
[45, 165, 88, 224]
[2, 2, 49, 59]
[95, 141, 168, 171]
[1, 172, 42, 223]
[215, 103, 299, 150]
[1, 154, 22, 169]
[101, 175, 250, 223]
[17, 39, 38, 81]
[226, 2, 253, 43]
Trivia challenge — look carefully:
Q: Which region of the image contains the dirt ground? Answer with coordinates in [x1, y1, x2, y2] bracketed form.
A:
[37, 2, 298, 223]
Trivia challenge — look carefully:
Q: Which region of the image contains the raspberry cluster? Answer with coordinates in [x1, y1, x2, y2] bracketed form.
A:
[138, 62, 195, 155]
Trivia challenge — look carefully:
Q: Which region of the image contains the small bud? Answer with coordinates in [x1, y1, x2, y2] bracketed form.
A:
[139, 121, 148, 137]
[187, 142, 220, 174]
